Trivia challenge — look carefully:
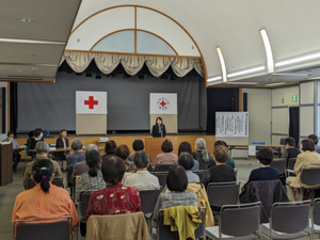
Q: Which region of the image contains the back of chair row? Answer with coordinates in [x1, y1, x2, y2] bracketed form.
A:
[27, 177, 64, 189]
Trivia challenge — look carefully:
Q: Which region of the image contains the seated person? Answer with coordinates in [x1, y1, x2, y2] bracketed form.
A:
[101, 140, 117, 161]
[152, 165, 198, 226]
[286, 139, 320, 201]
[28, 128, 44, 158]
[246, 148, 279, 183]
[155, 139, 177, 167]
[115, 144, 136, 173]
[72, 144, 99, 177]
[202, 145, 236, 187]
[128, 140, 151, 163]
[124, 151, 160, 191]
[3, 131, 20, 171]
[282, 137, 300, 167]
[67, 139, 85, 167]
[208, 140, 235, 169]
[23, 142, 62, 190]
[75, 149, 106, 202]
[12, 159, 78, 233]
[178, 152, 200, 183]
[85, 156, 141, 219]
[174, 142, 199, 171]
[192, 138, 211, 165]
[308, 134, 320, 154]
[54, 129, 69, 171]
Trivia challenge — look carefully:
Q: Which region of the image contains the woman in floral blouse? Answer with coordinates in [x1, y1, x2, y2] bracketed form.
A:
[85, 156, 141, 220]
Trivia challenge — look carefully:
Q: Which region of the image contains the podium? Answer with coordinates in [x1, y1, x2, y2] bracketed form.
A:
[0, 142, 13, 186]
[145, 137, 178, 164]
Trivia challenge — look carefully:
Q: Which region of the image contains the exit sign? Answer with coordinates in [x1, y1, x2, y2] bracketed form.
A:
[292, 95, 297, 102]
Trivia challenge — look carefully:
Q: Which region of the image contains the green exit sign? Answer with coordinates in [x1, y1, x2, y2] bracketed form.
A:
[292, 95, 297, 102]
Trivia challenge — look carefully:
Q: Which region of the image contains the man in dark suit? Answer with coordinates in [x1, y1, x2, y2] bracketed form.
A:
[54, 129, 69, 171]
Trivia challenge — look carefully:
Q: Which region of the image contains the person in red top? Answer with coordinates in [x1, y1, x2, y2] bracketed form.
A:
[86, 156, 141, 220]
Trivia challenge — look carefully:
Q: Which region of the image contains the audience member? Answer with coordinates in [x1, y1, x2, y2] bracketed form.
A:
[3, 131, 20, 171]
[174, 142, 199, 171]
[152, 165, 198, 226]
[193, 138, 212, 165]
[209, 140, 235, 168]
[72, 144, 98, 177]
[101, 140, 117, 161]
[202, 145, 236, 187]
[128, 139, 151, 162]
[178, 152, 200, 183]
[246, 148, 279, 183]
[54, 129, 69, 171]
[154, 139, 177, 167]
[152, 116, 166, 138]
[85, 156, 141, 219]
[115, 144, 136, 172]
[124, 151, 160, 190]
[75, 149, 106, 202]
[67, 139, 85, 167]
[23, 142, 62, 189]
[12, 159, 78, 234]
[286, 139, 320, 201]
[308, 134, 320, 154]
[282, 137, 300, 166]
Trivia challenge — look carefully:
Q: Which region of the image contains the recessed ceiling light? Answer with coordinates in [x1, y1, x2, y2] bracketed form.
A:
[19, 18, 35, 23]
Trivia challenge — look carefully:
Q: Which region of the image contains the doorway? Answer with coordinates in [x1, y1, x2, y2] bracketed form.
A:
[289, 107, 300, 147]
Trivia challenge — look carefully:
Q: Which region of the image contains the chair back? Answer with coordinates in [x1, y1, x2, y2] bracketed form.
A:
[14, 216, 71, 240]
[86, 212, 149, 240]
[139, 189, 161, 215]
[152, 171, 168, 189]
[79, 191, 94, 218]
[157, 207, 206, 240]
[220, 202, 261, 238]
[270, 200, 311, 234]
[207, 182, 239, 208]
[270, 158, 287, 175]
[194, 170, 205, 181]
[288, 158, 297, 170]
[155, 164, 171, 172]
[300, 167, 320, 186]
[27, 177, 64, 189]
[313, 198, 320, 226]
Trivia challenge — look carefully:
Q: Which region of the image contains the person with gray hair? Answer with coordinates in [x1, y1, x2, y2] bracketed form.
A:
[22, 141, 62, 189]
[124, 151, 160, 191]
[67, 139, 85, 167]
[72, 144, 99, 177]
[178, 152, 200, 183]
[75, 149, 105, 201]
[193, 138, 211, 165]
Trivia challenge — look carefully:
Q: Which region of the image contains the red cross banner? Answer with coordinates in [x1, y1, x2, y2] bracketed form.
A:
[149, 93, 177, 114]
[76, 91, 107, 114]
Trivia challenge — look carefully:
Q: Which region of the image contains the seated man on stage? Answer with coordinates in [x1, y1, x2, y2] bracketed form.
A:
[3, 131, 20, 171]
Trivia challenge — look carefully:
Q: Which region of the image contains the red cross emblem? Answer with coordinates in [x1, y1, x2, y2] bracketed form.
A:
[160, 100, 167, 107]
[84, 96, 98, 109]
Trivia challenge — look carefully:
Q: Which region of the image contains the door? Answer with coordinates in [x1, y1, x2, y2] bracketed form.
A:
[289, 107, 300, 147]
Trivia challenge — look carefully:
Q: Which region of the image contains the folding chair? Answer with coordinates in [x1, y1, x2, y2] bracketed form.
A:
[286, 158, 297, 176]
[27, 177, 64, 189]
[194, 170, 205, 182]
[155, 164, 172, 172]
[152, 171, 168, 189]
[78, 190, 94, 237]
[157, 207, 206, 240]
[139, 189, 161, 232]
[299, 167, 320, 200]
[205, 202, 261, 240]
[311, 198, 320, 238]
[260, 200, 312, 240]
[13, 215, 71, 240]
[207, 182, 239, 211]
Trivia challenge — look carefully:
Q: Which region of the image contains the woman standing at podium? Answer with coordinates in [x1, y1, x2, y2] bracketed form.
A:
[152, 117, 166, 138]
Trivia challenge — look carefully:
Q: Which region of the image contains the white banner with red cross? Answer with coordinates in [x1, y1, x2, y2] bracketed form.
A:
[76, 91, 107, 114]
[149, 93, 177, 114]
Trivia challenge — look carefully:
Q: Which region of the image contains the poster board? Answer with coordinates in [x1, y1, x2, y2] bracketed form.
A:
[216, 112, 249, 137]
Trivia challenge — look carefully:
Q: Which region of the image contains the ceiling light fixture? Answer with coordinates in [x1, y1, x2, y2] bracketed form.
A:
[275, 52, 320, 67]
[260, 29, 274, 73]
[216, 47, 227, 82]
[225, 82, 259, 85]
[227, 66, 265, 78]
[19, 18, 35, 23]
[207, 76, 222, 82]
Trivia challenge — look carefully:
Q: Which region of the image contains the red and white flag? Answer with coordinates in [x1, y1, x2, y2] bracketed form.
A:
[76, 91, 107, 114]
[149, 93, 177, 114]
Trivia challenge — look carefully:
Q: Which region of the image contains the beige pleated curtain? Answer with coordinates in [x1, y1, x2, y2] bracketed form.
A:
[61, 52, 204, 77]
